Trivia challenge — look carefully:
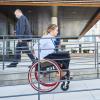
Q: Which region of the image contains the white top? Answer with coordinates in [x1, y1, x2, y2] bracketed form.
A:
[33, 34, 55, 60]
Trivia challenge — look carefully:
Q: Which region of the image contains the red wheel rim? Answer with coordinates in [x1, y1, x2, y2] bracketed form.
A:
[28, 59, 61, 92]
[35, 59, 60, 87]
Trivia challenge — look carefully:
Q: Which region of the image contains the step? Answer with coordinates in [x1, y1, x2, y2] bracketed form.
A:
[0, 66, 99, 87]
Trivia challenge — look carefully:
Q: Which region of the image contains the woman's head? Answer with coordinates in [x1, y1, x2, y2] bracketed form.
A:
[47, 24, 58, 37]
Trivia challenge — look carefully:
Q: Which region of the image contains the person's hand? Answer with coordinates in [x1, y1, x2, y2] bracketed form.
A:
[18, 40, 22, 42]
[58, 44, 61, 48]
[11, 31, 16, 36]
[14, 31, 16, 34]
[13, 31, 16, 35]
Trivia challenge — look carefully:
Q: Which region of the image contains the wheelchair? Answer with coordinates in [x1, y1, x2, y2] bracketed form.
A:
[28, 59, 70, 92]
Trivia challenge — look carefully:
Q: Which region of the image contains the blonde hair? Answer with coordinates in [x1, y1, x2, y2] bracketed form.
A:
[47, 24, 58, 33]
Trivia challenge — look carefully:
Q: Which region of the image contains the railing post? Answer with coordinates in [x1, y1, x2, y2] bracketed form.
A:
[96, 42, 99, 78]
[94, 36, 97, 69]
[2, 35, 5, 70]
[37, 37, 41, 100]
[14, 39, 16, 55]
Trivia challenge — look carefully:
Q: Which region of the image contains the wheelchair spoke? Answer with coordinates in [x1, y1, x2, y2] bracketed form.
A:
[28, 59, 61, 92]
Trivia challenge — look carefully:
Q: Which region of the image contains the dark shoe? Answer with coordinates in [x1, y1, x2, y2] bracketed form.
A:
[61, 75, 73, 80]
[7, 64, 17, 68]
[70, 76, 73, 80]
[28, 65, 32, 68]
[61, 75, 67, 80]
[28, 62, 34, 68]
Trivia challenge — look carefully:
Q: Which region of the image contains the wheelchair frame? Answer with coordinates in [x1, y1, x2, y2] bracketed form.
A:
[28, 59, 70, 92]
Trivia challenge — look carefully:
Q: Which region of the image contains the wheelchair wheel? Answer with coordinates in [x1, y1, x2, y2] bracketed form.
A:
[60, 71, 70, 91]
[28, 59, 61, 92]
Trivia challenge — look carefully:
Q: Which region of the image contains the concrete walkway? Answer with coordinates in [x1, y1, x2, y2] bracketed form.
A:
[0, 79, 100, 100]
[0, 53, 100, 100]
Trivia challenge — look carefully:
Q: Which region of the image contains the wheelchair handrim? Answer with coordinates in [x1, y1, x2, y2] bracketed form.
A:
[28, 59, 61, 92]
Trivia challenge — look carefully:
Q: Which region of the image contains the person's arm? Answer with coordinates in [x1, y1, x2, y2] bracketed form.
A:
[34, 38, 47, 51]
[16, 16, 26, 41]
[33, 37, 47, 59]
[19, 16, 26, 36]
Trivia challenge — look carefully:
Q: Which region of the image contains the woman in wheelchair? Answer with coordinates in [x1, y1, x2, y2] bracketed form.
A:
[33, 24, 70, 80]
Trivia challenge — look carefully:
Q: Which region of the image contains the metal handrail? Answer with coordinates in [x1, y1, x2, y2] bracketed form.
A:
[0, 35, 100, 99]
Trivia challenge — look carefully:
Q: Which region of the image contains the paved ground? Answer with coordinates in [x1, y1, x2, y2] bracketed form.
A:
[0, 53, 100, 100]
[0, 79, 100, 100]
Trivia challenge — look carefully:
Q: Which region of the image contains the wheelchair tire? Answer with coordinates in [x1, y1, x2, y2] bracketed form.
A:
[28, 59, 61, 92]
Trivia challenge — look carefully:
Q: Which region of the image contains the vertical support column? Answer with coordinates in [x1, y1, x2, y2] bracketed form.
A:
[51, 6, 61, 52]
[51, 6, 58, 25]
